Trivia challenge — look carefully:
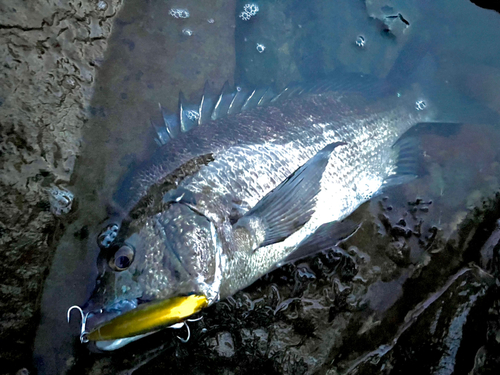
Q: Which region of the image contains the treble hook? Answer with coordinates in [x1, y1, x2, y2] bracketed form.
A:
[67, 305, 90, 343]
[67, 305, 83, 323]
[168, 316, 203, 343]
[167, 321, 189, 342]
[179, 322, 191, 343]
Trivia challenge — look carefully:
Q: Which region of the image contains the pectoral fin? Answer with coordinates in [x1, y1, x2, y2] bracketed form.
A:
[234, 141, 346, 249]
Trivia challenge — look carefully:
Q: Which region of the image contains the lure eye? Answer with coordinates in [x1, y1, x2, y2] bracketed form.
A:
[109, 244, 135, 272]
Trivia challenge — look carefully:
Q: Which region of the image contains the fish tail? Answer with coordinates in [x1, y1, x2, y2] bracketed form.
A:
[387, 25, 499, 126]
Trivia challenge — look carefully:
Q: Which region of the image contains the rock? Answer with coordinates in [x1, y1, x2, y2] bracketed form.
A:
[240, 328, 269, 356]
[333, 267, 496, 374]
[0, 0, 122, 372]
[206, 331, 236, 358]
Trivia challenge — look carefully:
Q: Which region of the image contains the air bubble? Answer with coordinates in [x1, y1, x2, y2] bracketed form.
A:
[256, 43, 266, 53]
[169, 8, 190, 19]
[415, 100, 426, 110]
[240, 3, 259, 21]
[98, 223, 119, 248]
[97, 1, 107, 11]
[355, 35, 365, 48]
[244, 4, 259, 14]
[47, 185, 74, 216]
[207, 18, 215, 24]
[239, 12, 251, 21]
[186, 110, 200, 121]
[182, 28, 193, 36]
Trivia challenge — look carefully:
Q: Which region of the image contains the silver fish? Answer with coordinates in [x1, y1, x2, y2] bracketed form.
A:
[70, 75, 437, 350]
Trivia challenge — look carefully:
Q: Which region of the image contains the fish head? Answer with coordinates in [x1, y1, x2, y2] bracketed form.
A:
[78, 200, 221, 349]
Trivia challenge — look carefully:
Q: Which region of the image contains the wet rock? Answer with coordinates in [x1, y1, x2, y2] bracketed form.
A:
[334, 267, 495, 374]
[236, 0, 426, 90]
[0, 0, 122, 371]
[479, 219, 500, 273]
[47, 185, 74, 216]
[470, 0, 500, 13]
[206, 331, 236, 358]
[240, 328, 269, 356]
[386, 240, 411, 266]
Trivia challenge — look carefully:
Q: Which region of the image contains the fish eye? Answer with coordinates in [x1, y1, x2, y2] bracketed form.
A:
[109, 244, 135, 272]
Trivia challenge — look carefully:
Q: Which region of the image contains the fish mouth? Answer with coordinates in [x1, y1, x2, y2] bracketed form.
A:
[68, 295, 208, 349]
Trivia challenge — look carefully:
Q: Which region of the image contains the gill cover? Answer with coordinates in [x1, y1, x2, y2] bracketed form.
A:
[149, 201, 222, 303]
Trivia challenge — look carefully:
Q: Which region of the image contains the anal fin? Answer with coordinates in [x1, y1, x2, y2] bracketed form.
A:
[278, 219, 361, 267]
[234, 141, 346, 249]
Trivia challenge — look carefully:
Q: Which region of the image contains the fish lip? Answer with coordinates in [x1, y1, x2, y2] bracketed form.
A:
[84, 298, 139, 335]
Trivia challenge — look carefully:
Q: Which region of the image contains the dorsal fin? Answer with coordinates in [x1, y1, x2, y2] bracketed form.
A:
[153, 104, 181, 146]
[160, 103, 180, 138]
[227, 88, 249, 115]
[212, 81, 234, 120]
[198, 81, 215, 125]
[152, 74, 388, 147]
[152, 82, 277, 146]
[179, 92, 199, 133]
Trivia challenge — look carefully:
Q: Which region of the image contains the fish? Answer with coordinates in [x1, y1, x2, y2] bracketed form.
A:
[68, 73, 442, 351]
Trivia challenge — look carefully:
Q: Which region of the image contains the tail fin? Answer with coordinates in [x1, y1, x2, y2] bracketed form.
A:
[386, 28, 499, 126]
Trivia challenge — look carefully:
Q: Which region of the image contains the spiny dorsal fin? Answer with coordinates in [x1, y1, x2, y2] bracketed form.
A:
[227, 88, 249, 115]
[153, 82, 276, 146]
[212, 81, 234, 120]
[153, 104, 181, 146]
[152, 74, 387, 147]
[160, 103, 180, 139]
[198, 81, 215, 125]
[179, 91, 199, 133]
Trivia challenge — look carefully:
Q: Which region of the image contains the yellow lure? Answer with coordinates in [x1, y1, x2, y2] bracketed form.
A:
[86, 294, 208, 341]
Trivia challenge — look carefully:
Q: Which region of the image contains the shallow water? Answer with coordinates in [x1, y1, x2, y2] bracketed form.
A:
[22, 0, 500, 374]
